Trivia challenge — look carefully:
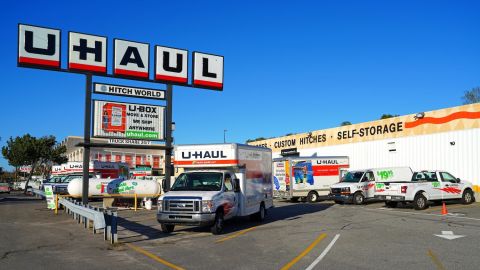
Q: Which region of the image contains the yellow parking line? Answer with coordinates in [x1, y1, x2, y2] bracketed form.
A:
[428, 249, 446, 270]
[280, 233, 327, 270]
[215, 226, 258, 243]
[125, 243, 186, 270]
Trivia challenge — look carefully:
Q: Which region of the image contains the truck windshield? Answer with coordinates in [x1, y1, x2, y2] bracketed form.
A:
[341, 172, 364, 183]
[171, 172, 223, 191]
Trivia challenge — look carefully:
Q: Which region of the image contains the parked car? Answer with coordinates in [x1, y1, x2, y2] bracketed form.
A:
[0, 183, 11, 194]
[42, 174, 96, 195]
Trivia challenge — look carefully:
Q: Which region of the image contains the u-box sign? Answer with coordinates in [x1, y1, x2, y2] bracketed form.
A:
[17, 24, 224, 90]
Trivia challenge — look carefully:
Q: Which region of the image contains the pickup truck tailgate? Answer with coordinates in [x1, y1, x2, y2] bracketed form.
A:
[375, 182, 403, 196]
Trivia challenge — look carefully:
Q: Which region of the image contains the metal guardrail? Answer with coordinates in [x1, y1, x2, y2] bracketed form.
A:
[59, 197, 118, 244]
[31, 188, 45, 198]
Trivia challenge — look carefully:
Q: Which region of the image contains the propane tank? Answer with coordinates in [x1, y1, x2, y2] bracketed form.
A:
[67, 178, 161, 198]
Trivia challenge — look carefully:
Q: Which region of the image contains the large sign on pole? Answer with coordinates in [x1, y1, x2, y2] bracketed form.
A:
[18, 24, 225, 90]
[93, 100, 165, 141]
[18, 22, 226, 202]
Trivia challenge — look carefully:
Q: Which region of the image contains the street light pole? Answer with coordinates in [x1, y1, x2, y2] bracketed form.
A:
[224, 129, 227, 143]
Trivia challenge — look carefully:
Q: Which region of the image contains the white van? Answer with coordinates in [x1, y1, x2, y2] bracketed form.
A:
[157, 143, 273, 234]
[329, 167, 413, 205]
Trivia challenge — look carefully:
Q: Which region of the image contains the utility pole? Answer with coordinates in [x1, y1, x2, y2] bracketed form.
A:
[164, 84, 173, 192]
[224, 129, 227, 143]
[82, 74, 92, 205]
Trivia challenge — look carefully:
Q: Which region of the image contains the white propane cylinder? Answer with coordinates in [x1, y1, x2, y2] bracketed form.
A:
[145, 199, 152, 210]
[67, 178, 161, 198]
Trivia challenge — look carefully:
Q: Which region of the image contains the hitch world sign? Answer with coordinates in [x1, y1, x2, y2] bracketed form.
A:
[93, 100, 165, 141]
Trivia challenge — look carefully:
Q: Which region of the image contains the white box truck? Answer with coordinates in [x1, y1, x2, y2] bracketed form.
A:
[329, 167, 413, 205]
[157, 143, 273, 234]
[273, 156, 349, 203]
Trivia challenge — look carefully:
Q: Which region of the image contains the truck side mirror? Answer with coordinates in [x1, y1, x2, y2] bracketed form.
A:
[234, 179, 241, 193]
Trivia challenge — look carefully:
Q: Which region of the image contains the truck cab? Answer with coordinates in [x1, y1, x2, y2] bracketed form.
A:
[329, 170, 376, 204]
[157, 143, 273, 235]
[158, 169, 241, 234]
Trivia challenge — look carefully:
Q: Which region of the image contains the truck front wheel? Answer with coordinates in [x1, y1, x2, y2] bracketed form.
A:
[353, 192, 365, 205]
[461, 189, 474, 205]
[413, 193, 428, 210]
[251, 203, 266, 222]
[211, 211, 224, 235]
[161, 224, 175, 233]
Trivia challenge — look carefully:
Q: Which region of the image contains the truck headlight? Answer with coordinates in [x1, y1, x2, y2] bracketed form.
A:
[158, 200, 163, 212]
[202, 200, 213, 213]
[341, 187, 351, 194]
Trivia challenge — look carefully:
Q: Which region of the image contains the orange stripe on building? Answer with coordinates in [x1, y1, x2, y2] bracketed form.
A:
[405, 111, 480, 129]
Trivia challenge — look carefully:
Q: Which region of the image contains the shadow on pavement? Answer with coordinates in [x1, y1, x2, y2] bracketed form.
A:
[0, 194, 42, 204]
[116, 201, 333, 242]
[177, 201, 334, 235]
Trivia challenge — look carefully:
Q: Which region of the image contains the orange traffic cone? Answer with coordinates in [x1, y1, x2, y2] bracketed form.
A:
[441, 202, 448, 215]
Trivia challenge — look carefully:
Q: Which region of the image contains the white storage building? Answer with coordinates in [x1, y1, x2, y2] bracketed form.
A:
[249, 103, 480, 195]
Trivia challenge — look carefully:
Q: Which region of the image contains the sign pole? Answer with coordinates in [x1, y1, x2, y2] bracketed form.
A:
[164, 84, 173, 192]
[82, 74, 92, 205]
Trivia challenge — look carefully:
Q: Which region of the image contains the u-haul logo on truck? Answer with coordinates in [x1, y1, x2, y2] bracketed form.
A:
[181, 151, 228, 159]
[315, 160, 339, 165]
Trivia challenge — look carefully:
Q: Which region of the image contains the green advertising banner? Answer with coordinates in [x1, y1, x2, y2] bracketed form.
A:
[44, 185, 55, 210]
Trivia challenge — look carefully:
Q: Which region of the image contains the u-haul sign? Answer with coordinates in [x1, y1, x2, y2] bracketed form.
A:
[174, 144, 237, 167]
[18, 24, 224, 90]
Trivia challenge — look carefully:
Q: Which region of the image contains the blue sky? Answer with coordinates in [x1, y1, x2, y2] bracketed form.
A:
[1, 1, 479, 170]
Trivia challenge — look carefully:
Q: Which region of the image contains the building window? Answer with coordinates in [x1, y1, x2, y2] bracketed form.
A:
[153, 156, 160, 168]
[126, 155, 133, 167]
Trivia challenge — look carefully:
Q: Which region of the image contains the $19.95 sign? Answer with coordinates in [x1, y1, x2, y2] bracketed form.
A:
[93, 100, 165, 141]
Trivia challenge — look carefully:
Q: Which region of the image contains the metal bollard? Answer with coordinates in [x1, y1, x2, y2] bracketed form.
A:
[104, 210, 112, 241]
[111, 212, 118, 244]
[134, 193, 138, 211]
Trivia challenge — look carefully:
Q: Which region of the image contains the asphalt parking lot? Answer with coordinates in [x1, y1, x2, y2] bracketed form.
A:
[2, 192, 480, 270]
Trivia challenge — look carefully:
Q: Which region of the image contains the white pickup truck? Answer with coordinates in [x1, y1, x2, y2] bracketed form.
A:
[157, 143, 273, 234]
[374, 171, 475, 210]
[329, 167, 413, 205]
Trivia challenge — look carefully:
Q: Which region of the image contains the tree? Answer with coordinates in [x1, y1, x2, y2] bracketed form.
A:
[380, 114, 399, 119]
[462, 87, 480, 104]
[340, 121, 352, 126]
[2, 134, 67, 193]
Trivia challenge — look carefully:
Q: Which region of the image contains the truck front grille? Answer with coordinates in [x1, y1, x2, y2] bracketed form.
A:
[331, 188, 341, 194]
[165, 199, 200, 213]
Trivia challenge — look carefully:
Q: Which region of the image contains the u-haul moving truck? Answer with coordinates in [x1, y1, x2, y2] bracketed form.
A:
[157, 143, 273, 234]
[273, 156, 349, 202]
